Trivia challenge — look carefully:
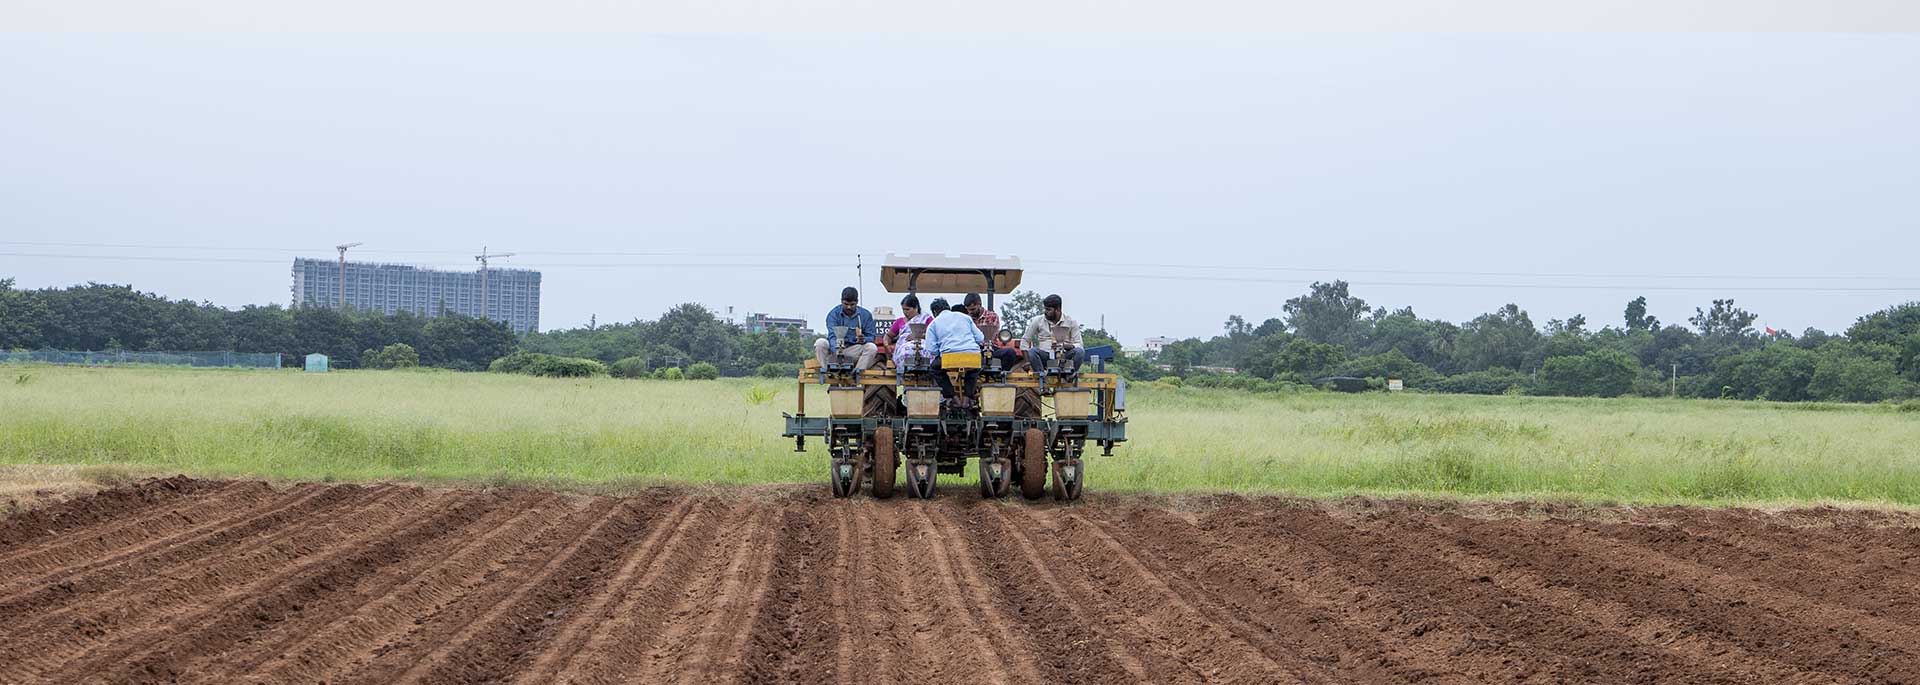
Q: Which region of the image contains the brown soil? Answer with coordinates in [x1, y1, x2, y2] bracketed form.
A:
[3, 478, 1918, 684]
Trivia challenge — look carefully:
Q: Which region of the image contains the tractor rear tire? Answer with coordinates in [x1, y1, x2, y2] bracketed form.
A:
[1020, 428, 1047, 500]
[870, 427, 896, 499]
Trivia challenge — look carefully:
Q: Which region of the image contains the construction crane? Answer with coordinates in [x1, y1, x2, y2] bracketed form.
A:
[474, 247, 515, 322]
[334, 242, 362, 309]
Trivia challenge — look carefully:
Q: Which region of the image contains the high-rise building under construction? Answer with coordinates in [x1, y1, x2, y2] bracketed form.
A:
[290, 258, 541, 333]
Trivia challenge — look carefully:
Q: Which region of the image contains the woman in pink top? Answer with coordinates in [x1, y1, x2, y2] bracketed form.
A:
[889, 294, 934, 375]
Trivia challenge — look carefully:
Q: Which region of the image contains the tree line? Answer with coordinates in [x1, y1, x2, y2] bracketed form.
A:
[1125, 281, 1920, 403]
[5, 276, 1918, 402]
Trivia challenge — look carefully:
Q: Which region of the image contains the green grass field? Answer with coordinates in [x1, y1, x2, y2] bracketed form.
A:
[3, 364, 1918, 506]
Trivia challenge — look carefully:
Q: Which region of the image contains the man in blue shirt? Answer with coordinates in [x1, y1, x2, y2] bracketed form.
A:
[924, 296, 985, 405]
[813, 286, 877, 371]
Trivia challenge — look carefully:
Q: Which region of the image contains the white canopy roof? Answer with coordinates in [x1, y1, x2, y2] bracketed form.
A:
[878, 253, 1023, 295]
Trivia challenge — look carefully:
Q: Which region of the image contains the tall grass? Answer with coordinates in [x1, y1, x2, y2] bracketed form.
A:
[3, 364, 1918, 505]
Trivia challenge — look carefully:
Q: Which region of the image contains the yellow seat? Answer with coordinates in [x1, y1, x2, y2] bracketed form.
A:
[939, 351, 982, 369]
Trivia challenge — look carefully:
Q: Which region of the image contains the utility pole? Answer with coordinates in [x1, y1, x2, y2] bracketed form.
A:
[856, 254, 864, 304]
[334, 242, 362, 310]
[474, 247, 515, 322]
[1671, 362, 1678, 398]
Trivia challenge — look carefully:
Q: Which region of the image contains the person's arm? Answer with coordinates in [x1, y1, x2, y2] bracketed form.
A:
[860, 311, 876, 343]
[1022, 316, 1041, 349]
[824, 308, 839, 349]
[969, 318, 985, 347]
[1069, 319, 1084, 347]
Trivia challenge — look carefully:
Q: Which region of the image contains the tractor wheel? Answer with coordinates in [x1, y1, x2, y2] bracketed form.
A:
[1020, 429, 1047, 500]
[870, 427, 896, 499]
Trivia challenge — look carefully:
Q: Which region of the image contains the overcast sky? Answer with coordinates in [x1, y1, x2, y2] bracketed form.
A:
[3, 33, 1916, 341]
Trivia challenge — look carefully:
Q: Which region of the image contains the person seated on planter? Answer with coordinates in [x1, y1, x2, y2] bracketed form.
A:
[888, 294, 934, 381]
[924, 297, 984, 407]
[1022, 293, 1085, 377]
[813, 286, 876, 372]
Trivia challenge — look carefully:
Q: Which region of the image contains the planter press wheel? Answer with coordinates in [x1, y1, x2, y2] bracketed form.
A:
[1020, 428, 1047, 500]
[869, 426, 896, 499]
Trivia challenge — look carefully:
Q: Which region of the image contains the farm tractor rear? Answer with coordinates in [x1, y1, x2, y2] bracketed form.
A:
[782, 254, 1128, 501]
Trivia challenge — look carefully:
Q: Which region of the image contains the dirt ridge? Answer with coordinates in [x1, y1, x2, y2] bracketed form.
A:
[2, 477, 1917, 684]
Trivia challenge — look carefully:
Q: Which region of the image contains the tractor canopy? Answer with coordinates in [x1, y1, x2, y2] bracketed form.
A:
[879, 254, 1022, 306]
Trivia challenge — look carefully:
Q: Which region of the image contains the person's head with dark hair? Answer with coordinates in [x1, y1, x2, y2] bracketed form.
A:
[930, 297, 950, 316]
[962, 293, 984, 318]
[1043, 294, 1063, 322]
[839, 287, 859, 316]
[899, 293, 920, 318]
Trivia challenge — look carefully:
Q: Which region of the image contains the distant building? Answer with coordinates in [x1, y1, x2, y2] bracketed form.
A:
[1141, 336, 1174, 353]
[291, 258, 541, 333]
[743, 312, 814, 337]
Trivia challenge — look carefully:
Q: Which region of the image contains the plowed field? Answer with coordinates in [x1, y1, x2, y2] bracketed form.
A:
[3, 478, 1919, 684]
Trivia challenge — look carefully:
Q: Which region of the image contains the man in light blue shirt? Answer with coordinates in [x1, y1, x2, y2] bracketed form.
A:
[813, 286, 877, 371]
[924, 296, 984, 404]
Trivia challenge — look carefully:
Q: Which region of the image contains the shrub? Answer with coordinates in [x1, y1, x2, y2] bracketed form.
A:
[610, 356, 650, 379]
[360, 343, 420, 370]
[756, 362, 799, 378]
[1158, 375, 1183, 387]
[1535, 349, 1637, 397]
[687, 362, 720, 380]
[654, 367, 685, 380]
[488, 351, 607, 378]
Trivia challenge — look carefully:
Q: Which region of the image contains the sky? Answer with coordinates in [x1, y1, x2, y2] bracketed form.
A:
[3, 32, 1917, 342]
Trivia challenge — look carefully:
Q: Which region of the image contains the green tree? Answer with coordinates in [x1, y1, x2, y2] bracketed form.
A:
[652, 303, 735, 366]
[293, 305, 360, 366]
[1272, 339, 1347, 381]
[1453, 304, 1539, 373]
[0, 279, 52, 349]
[998, 290, 1044, 329]
[1807, 343, 1906, 402]
[1536, 348, 1637, 397]
[361, 342, 421, 369]
[1335, 349, 1440, 387]
[1711, 343, 1816, 401]
[1624, 296, 1659, 333]
[1283, 281, 1372, 348]
[423, 313, 516, 371]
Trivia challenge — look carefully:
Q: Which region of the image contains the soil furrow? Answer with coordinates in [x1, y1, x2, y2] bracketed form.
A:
[1432, 516, 1920, 682]
[847, 499, 918, 684]
[377, 497, 642, 685]
[245, 493, 573, 684]
[690, 503, 786, 682]
[0, 480, 267, 571]
[1392, 516, 1830, 684]
[553, 499, 731, 684]
[0, 485, 418, 683]
[1089, 504, 1457, 683]
[1201, 503, 1751, 683]
[1039, 510, 1302, 683]
[0, 483, 344, 605]
[77, 491, 494, 683]
[511, 493, 698, 684]
[0, 476, 221, 550]
[325, 497, 613, 684]
[918, 503, 1049, 683]
[4, 478, 1916, 684]
[737, 502, 844, 683]
[631, 502, 776, 683]
[206, 491, 542, 677]
[959, 502, 1149, 682]
[1586, 519, 1920, 628]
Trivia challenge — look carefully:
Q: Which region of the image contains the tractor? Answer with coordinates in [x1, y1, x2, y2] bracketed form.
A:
[781, 254, 1128, 500]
